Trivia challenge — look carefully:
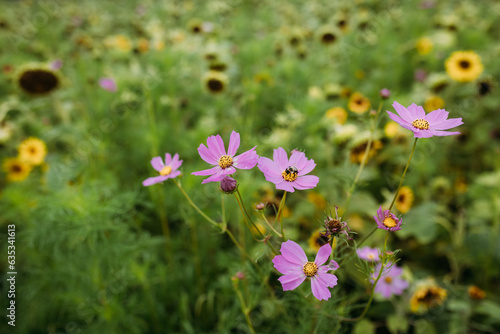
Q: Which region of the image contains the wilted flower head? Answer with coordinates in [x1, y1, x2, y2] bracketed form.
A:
[374, 206, 402, 231]
[143, 153, 182, 186]
[357, 247, 380, 262]
[99, 78, 117, 92]
[272, 240, 339, 301]
[387, 101, 463, 138]
[371, 263, 409, 298]
[192, 131, 258, 184]
[322, 206, 351, 239]
[257, 148, 319, 193]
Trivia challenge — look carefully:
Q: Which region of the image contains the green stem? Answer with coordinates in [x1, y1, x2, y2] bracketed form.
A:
[234, 193, 260, 240]
[276, 191, 288, 240]
[260, 212, 283, 237]
[388, 138, 418, 211]
[342, 101, 384, 215]
[172, 179, 219, 228]
[236, 189, 265, 238]
[342, 232, 390, 322]
[233, 279, 256, 334]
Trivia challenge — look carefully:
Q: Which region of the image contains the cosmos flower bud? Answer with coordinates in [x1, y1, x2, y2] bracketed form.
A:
[379, 88, 391, 99]
[255, 202, 266, 210]
[220, 176, 238, 194]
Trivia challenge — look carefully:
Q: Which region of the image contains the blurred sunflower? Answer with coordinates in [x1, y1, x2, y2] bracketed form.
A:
[16, 65, 60, 96]
[318, 26, 337, 45]
[308, 229, 329, 252]
[188, 19, 203, 33]
[3, 157, 32, 182]
[395, 186, 414, 214]
[135, 38, 149, 54]
[468, 285, 486, 300]
[410, 281, 447, 313]
[250, 222, 267, 237]
[307, 191, 327, 210]
[424, 95, 445, 112]
[203, 71, 228, 94]
[348, 92, 370, 114]
[104, 35, 133, 52]
[349, 140, 383, 164]
[384, 121, 400, 138]
[445, 51, 483, 82]
[325, 107, 347, 125]
[477, 79, 493, 96]
[416, 37, 433, 55]
[18, 137, 47, 166]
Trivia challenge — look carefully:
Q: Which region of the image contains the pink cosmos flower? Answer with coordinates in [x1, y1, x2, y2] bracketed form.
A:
[258, 148, 319, 193]
[371, 263, 409, 298]
[374, 206, 402, 231]
[357, 247, 381, 262]
[387, 101, 463, 138]
[99, 77, 117, 92]
[192, 131, 258, 184]
[142, 153, 182, 186]
[272, 240, 339, 301]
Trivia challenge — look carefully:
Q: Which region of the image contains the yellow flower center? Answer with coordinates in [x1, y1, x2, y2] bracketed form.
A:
[303, 262, 318, 277]
[218, 155, 233, 169]
[385, 277, 393, 284]
[411, 118, 430, 130]
[383, 216, 397, 228]
[368, 254, 374, 260]
[159, 166, 172, 176]
[282, 166, 298, 182]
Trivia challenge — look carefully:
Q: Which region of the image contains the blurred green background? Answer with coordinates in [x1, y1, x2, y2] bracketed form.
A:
[1, 0, 499, 333]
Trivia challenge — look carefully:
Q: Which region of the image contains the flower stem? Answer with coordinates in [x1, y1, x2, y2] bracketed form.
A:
[388, 137, 418, 211]
[233, 279, 256, 334]
[342, 101, 384, 215]
[276, 191, 288, 240]
[172, 179, 219, 228]
[341, 231, 390, 322]
[260, 212, 283, 237]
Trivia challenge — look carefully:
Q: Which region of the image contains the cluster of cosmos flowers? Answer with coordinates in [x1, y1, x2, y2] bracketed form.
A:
[141, 101, 462, 302]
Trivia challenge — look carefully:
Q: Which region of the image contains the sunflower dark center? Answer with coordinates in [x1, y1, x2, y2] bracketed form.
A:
[11, 164, 22, 173]
[459, 60, 470, 69]
[321, 33, 336, 43]
[207, 79, 223, 92]
[19, 69, 59, 94]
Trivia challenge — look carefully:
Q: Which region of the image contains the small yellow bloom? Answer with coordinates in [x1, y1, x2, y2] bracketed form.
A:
[348, 92, 370, 114]
[410, 281, 447, 313]
[349, 140, 382, 164]
[325, 107, 348, 125]
[445, 51, 483, 82]
[395, 186, 414, 214]
[3, 157, 32, 182]
[307, 192, 327, 210]
[136, 38, 149, 54]
[416, 37, 433, 55]
[384, 121, 400, 138]
[468, 285, 486, 300]
[18, 137, 47, 166]
[308, 230, 329, 252]
[424, 96, 445, 112]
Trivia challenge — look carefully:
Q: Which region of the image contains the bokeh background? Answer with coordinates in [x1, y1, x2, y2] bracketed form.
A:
[1, 0, 500, 333]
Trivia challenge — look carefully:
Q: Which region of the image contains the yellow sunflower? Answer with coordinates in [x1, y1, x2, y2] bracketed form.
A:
[445, 51, 483, 82]
[416, 37, 433, 55]
[424, 95, 445, 112]
[308, 230, 329, 252]
[395, 186, 414, 214]
[325, 107, 348, 125]
[384, 121, 400, 138]
[203, 71, 228, 94]
[16, 65, 60, 96]
[18, 137, 47, 166]
[410, 281, 447, 313]
[349, 140, 383, 164]
[468, 285, 486, 300]
[3, 157, 32, 182]
[348, 92, 370, 114]
[307, 192, 327, 210]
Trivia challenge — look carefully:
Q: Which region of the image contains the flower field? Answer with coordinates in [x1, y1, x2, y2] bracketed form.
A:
[1, 1, 500, 333]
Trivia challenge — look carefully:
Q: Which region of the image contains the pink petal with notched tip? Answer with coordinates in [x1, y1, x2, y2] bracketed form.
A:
[273, 255, 303, 275]
[279, 240, 307, 265]
[192, 166, 220, 176]
[151, 156, 164, 172]
[276, 181, 295, 192]
[297, 159, 316, 176]
[392, 101, 414, 123]
[432, 130, 461, 136]
[207, 135, 226, 157]
[314, 243, 332, 266]
[142, 175, 169, 186]
[431, 118, 463, 130]
[198, 144, 219, 165]
[310, 276, 332, 301]
[227, 131, 240, 156]
[233, 147, 258, 169]
[278, 274, 306, 291]
[273, 147, 289, 171]
[292, 175, 319, 190]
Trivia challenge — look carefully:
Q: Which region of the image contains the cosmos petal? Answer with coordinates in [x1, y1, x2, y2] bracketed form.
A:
[142, 175, 169, 186]
[150, 156, 164, 172]
[192, 166, 220, 176]
[292, 175, 319, 190]
[273, 255, 303, 275]
[233, 147, 258, 169]
[310, 276, 331, 301]
[198, 144, 219, 165]
[392, 101, 414, 123]
[278, 274, 306, 291]
[276, 180, 296, 192]
[279, 240, 307, 265]
[314, 243, 332, 266]
[273, 147, 289, 171]
[227, 131, 240, 156]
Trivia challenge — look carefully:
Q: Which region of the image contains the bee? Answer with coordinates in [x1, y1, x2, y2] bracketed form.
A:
[284, 166, 298, 175]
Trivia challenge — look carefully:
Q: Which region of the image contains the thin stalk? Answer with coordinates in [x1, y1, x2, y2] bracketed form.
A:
[173, 179, 219, 228]
[343, 101, 384, 215]
[260, 212, 283, 237]
[233, 279, 256, 334]
[388, 138, 418, 211]
[276, 191, 288, 240]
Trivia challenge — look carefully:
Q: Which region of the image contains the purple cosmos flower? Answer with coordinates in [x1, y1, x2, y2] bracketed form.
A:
[374, 206, 402, 231]
[142, 153, 182, 186]
[192, 131, 258, 184]
[272, 240, 339, 301]
[258, 148, 319, 193]
[387, 101, 463, 138]
[99, 77, 117, 92]
[357, 247, 381, 262]
[371, 263, 409, 298]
